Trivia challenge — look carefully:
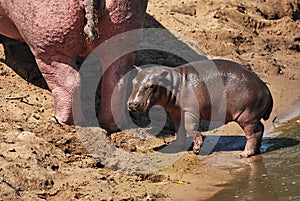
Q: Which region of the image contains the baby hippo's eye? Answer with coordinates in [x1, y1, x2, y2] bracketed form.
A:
[148, 84, 157, 93]
[146, 83, 156, 90]
[141, 83, 156, 91]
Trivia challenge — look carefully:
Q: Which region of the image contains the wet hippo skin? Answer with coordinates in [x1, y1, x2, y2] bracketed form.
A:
[128, 59, 273, 157]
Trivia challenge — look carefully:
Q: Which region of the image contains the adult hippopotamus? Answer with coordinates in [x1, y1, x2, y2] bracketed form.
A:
[128, 59, 273, 157]
[0, 0, 148, 131]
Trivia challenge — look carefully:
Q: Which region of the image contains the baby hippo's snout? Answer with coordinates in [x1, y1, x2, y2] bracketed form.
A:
[128, 99, 141, 113]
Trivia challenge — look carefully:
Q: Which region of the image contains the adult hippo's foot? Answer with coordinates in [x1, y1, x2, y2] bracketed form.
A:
[36, 55, 84, 125]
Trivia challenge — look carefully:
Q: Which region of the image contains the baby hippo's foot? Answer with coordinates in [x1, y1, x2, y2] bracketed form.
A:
[238, 149, 260, 158]
[238, 150, 253, 158]
[238, 142, 260, 157]
[238, 142, 260, 158]
[192, 132, 203, 155]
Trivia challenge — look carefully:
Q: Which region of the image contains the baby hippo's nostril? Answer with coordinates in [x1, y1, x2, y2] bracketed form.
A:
[128, 100, 140, 111]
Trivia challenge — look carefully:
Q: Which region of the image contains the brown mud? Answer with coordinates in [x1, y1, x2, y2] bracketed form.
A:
[1, 0, 299, 200]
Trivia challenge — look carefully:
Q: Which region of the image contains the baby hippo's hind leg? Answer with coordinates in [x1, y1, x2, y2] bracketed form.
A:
[239, 121, 264, 157]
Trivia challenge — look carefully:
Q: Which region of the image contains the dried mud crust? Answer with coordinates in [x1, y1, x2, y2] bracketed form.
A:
[1, 0, 300, 200]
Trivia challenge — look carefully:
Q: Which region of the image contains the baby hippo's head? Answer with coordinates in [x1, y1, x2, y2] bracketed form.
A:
[128, 66, 171, 114]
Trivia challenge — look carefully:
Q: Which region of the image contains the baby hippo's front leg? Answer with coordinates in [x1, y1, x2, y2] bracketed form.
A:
[184, 112, 203, 154]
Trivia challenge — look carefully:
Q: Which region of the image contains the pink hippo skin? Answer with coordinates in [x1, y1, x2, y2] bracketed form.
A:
[0, 0, 148, 130]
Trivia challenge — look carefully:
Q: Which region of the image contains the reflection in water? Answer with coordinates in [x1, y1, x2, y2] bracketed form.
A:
[208, 116, 300, 201]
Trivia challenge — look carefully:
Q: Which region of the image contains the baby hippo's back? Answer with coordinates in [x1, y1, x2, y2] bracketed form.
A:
[176, 59, 273, 124]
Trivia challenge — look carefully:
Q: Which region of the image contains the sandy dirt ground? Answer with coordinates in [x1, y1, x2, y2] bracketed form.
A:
[0, 0, 299, 200]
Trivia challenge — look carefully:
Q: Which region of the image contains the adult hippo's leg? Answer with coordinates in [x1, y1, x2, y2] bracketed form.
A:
[239, 121, 264, 157]
[95, 0, 148, 132]
[35, 55, 84, 125]
[99, 53, 136, 132]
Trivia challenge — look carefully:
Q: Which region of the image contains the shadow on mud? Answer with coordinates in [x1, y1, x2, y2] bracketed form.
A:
[153, 135, 300, 155]
[0, 35, 48, 89]
[205, 135, 299, 155]
[261, 136, 300, 153]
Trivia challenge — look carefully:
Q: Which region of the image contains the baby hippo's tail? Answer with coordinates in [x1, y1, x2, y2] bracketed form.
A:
[263, 92, 273, 121]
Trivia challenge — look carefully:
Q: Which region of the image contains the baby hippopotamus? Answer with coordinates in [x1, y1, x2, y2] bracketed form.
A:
[128, 59, 273, 157]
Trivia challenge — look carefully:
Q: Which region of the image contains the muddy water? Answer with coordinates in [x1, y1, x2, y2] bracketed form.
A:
[208, 116, 300, 201]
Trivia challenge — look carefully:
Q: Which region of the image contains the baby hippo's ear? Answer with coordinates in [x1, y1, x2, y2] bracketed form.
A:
[134, 65, 142, 73]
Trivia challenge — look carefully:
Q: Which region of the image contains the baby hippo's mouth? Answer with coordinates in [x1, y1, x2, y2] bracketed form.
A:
[128, 96, 152, 115]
